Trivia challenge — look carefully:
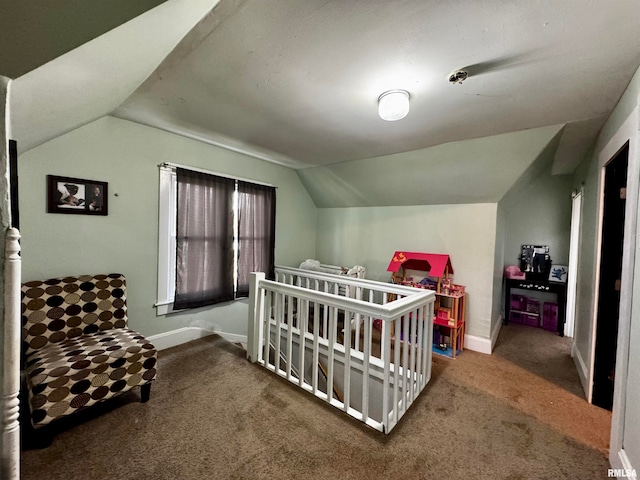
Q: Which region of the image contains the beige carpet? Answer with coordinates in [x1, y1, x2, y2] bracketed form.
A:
[21, 324, 611, 479]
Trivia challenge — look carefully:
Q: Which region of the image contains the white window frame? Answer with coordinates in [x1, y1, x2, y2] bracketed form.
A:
[156, 166, 178, 315]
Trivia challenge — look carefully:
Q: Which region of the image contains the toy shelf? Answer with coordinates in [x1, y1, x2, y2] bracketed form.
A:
[386, 251, 466, 358]
[432, 342, 463, 359]
[433, 320, 465, 359]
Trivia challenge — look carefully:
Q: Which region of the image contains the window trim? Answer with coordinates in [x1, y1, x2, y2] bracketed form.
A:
[156, 166, 178, 315]
[155, 162, 275, 316]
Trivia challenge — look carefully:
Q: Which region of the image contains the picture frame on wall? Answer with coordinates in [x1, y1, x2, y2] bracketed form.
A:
[548, 265, 568, 283]
[47, 175, 108, 216]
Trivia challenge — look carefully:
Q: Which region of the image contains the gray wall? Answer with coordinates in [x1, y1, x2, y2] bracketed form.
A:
[298, 125, 561, 208]
[315, 203, 498, 339]
[571, 65, 640, 470]
[18, 116, 318, 338]
[499, 130, 573, 270]
[491, 205, 505, 337]
[493, 130, 572, 345]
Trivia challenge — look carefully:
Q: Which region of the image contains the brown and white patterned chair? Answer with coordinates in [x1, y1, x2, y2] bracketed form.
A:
[21, 273, 157, 431]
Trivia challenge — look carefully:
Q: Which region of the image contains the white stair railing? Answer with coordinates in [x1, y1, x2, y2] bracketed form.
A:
[2, 228, 21, 480]
[248, 268, 435, 434]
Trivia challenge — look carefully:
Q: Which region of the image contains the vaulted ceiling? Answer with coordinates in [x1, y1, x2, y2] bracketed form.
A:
[5, 0, 640, 204]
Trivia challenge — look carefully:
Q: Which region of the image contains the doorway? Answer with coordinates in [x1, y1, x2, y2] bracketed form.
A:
[592, 142, 629, 410]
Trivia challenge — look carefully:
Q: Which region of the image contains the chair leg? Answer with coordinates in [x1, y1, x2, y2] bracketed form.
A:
[31, 424, 54, 449]
[140, 382, 152, 403]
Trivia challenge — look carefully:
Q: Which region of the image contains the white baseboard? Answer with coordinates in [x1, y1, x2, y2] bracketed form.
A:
[464, 333, 492, 355]
[610, 448, 637, 479]
[147, 326, 216, 351]
[213, 331, 248, 344]
[463, 317, 503, 355]
[572, 342, 590, 399]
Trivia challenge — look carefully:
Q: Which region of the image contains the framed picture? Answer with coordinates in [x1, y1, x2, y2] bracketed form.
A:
[548, 265, 568, 283]
[47, 175, 108, 215]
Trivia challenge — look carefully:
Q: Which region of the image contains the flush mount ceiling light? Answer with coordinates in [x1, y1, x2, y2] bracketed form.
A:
[378, 89, 410, 121]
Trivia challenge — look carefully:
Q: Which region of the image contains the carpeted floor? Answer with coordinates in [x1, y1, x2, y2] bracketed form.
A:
[21, 324, 612, 479]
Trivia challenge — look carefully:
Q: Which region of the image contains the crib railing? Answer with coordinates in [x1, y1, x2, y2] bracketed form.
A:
[247, 269, 435, 434]
[274, 265, 421, 353]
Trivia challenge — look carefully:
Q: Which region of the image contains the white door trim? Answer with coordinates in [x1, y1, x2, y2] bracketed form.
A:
[593, 106, 640, 469]
[565, 189, 582, 338]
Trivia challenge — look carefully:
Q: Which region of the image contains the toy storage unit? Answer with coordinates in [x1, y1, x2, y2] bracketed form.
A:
[387, 251, 466, 359]
[504, 278, 567, 336]
[542, 302, 559, 331]
[509, 295, 540, 327]
[509, 292, 560, 332]
[432, 291, 466, 358]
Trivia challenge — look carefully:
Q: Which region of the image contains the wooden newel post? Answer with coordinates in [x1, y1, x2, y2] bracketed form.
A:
[3, 227, 21, 480]
[247, 272, 265, 363]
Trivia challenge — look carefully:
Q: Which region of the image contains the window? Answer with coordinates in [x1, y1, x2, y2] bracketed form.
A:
[156, 164, 276, 315]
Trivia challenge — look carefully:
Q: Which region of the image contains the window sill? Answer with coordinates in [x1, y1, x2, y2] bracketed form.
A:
[155, 300, 181, 316]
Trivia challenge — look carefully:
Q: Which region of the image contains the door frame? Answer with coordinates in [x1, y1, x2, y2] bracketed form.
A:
[590, 106, 639, 470]
[565, 187, 583, 338]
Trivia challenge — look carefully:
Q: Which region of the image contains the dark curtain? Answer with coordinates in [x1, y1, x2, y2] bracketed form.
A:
[236, 181, 276, 297]
[174, 168, 235, 309]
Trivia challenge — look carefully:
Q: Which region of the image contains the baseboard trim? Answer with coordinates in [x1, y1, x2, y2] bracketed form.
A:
[213, 331, 248, 345]
[490, 316, 502, 353]
[464, 333, 492, 355]
[572, 342, 590, 399]
[610, 448, 637, 479]
[147, 326, 216, 351]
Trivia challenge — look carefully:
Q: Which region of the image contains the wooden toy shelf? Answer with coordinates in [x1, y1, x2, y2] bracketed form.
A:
[432, 292, 466, 359]
[386, 251, 467, 359]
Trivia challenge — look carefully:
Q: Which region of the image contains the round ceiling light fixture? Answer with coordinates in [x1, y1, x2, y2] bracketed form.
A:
[378, 89, 410, 121]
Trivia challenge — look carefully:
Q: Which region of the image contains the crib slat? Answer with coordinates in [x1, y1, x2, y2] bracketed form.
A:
[343, 307, 351, 413]
[327, 304, 337, 403]
[286, 294, 294, 381]
[402, 311, 410, 413]
[264, 291, 273, 371]
[408, 307, 417, 403]
[298, 298, 308, 388]
[422, 302, 433, 388]
[393, 316, 401, 423]
[274, 292, 283, 375]
[382, 317, 391, 432]
[323, 282, 329, 340]
[312, 299, 320, 394]
[415, 306, 424, 395]
[256, 288, 266, 364]
[361, 315, 371, 422]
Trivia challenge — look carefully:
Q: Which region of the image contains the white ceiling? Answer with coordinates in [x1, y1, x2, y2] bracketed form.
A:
[111, 0, 640, 172]
[5, 0, 640, 202]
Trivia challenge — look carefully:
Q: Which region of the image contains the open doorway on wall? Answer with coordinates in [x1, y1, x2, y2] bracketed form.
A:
[592, 142, 629, 411]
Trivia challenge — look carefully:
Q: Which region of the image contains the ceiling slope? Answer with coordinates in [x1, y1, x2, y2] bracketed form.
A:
[0, 0, 168, 79]
[10, 0, 220, 154]
[113, 0, 640, 169]
[297, 124, 564, 208]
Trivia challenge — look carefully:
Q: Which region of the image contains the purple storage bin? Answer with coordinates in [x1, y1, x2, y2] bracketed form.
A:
[524, 314, 540, 327]
[543, 302, 559, 331]
[510, 295, 526, 311]
[510, 311, 525, 324]
[526, 298, 540, 314]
